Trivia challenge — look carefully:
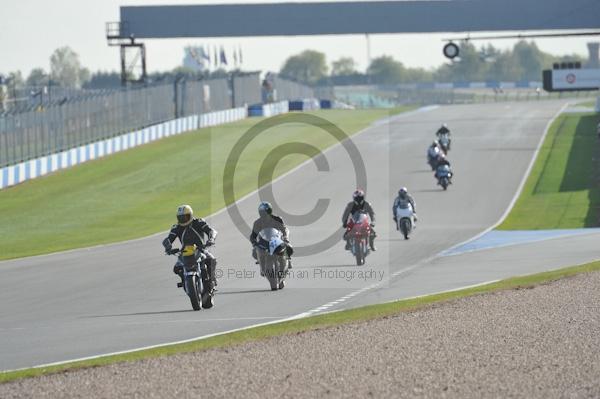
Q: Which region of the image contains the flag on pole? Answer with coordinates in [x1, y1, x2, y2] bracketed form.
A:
[200, 45, 210, 71]
[220, 46, 228, 66]
[201, 45, 210, 62]
[187, 47, 204, 70]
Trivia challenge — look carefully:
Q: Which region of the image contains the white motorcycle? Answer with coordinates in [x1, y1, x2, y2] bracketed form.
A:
[255, 228, 289, 291]
[395, 201, 416, 240]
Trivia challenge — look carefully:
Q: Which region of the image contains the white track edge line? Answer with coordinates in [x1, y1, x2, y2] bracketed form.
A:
[0, 275, 498, 374]
[0, 103, 565, 373]
[437, 102, 569, 258]
[0, 274, 512, 375]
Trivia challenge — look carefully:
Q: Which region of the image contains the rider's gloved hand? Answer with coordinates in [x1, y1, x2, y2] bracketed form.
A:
[342, 222, 347, 229]
[370, 223, 376, 228]
[206, 239, 215, 247]
[164, 245, 172, 255]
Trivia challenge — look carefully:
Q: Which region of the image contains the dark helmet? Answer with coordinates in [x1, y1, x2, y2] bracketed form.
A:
[258, 201, 273, 217]
[398, 187, 408, 199]
[353, 189, 365, 205]
[441, 123, 448, 129]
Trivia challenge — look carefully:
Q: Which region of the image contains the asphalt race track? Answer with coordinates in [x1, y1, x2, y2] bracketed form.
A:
[4, 100, 595, 371]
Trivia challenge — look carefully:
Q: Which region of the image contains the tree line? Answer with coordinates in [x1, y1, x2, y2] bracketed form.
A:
[1, 40, 585, 93]
[1, 46, 246, 93]
[280, 40, 584, 86]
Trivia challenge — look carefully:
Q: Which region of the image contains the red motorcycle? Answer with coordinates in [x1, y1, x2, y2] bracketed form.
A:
[346, 211, 372, 266]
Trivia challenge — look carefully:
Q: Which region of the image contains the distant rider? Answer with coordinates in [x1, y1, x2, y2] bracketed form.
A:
[162, 205, 218, 291]
[342, 189, 377, 251]
[250, 202, 294, 268]
[392, 187, 418, 224]
[436, 123, 450, 139]
[434, 154, 453, 181]
[428, 141, 441, 158]
[436, 124, 451, 151]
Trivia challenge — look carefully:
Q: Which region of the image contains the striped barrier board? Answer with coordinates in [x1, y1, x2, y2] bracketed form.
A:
[0, 107, 247, 190]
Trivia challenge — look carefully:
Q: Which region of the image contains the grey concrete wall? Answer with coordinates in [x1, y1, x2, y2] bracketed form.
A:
[119, 1, 600, 39]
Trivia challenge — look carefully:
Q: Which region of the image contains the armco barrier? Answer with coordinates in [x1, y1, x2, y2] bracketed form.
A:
[0, 107, 247, 190]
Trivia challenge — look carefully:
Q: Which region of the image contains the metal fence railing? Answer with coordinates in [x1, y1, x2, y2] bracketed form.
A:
[326, 85, 600, 108]
[0, 86, 109, 114]
[0, 74, 311, 168]
[272, 76, 315, 101]
[232, 73, 261, 108]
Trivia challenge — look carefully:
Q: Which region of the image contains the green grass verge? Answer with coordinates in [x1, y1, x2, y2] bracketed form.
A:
[2, 260, 599, 384]
[498, 111, 600, 229]
[579, 100, 598, 109]
[0, 108, 411, 260]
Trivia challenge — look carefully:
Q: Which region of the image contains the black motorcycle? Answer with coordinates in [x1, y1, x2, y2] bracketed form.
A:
[167, 246, 214, 311]
[435, 164, 453, 191]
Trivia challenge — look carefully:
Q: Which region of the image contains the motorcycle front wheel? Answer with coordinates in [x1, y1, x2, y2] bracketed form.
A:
[401, 218, 411, 239]
[265, 256, 279, 291]
[354, 239, 365, 266]
[185, 275, 201, 311]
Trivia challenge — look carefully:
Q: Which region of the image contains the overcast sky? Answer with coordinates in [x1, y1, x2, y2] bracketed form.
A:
[1, 0, 594, 77]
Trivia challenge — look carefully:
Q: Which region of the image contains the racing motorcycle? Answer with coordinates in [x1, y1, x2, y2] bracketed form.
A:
[427, 146, 441, 170]
[255, 228, 289, 291]
[167, 245, 214, 311]
[395, 201, 416, 240]
[438, 133, 451, 154]
[346, 211, 372, 266]
[436, 164, 453, 191]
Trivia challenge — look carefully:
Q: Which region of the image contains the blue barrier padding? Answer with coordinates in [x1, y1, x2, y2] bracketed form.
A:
[453, 81, 470, 88]
[320, 100, 332, 109]
[288, 101, 304, 111]
[248, 104, 264, 117]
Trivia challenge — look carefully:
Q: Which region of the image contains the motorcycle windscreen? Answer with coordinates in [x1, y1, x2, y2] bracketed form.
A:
[258, 227, 281, 242]
[437, 165, 451, 175]
[351, 212, 370, 225]
[396, 199, 412, 210]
